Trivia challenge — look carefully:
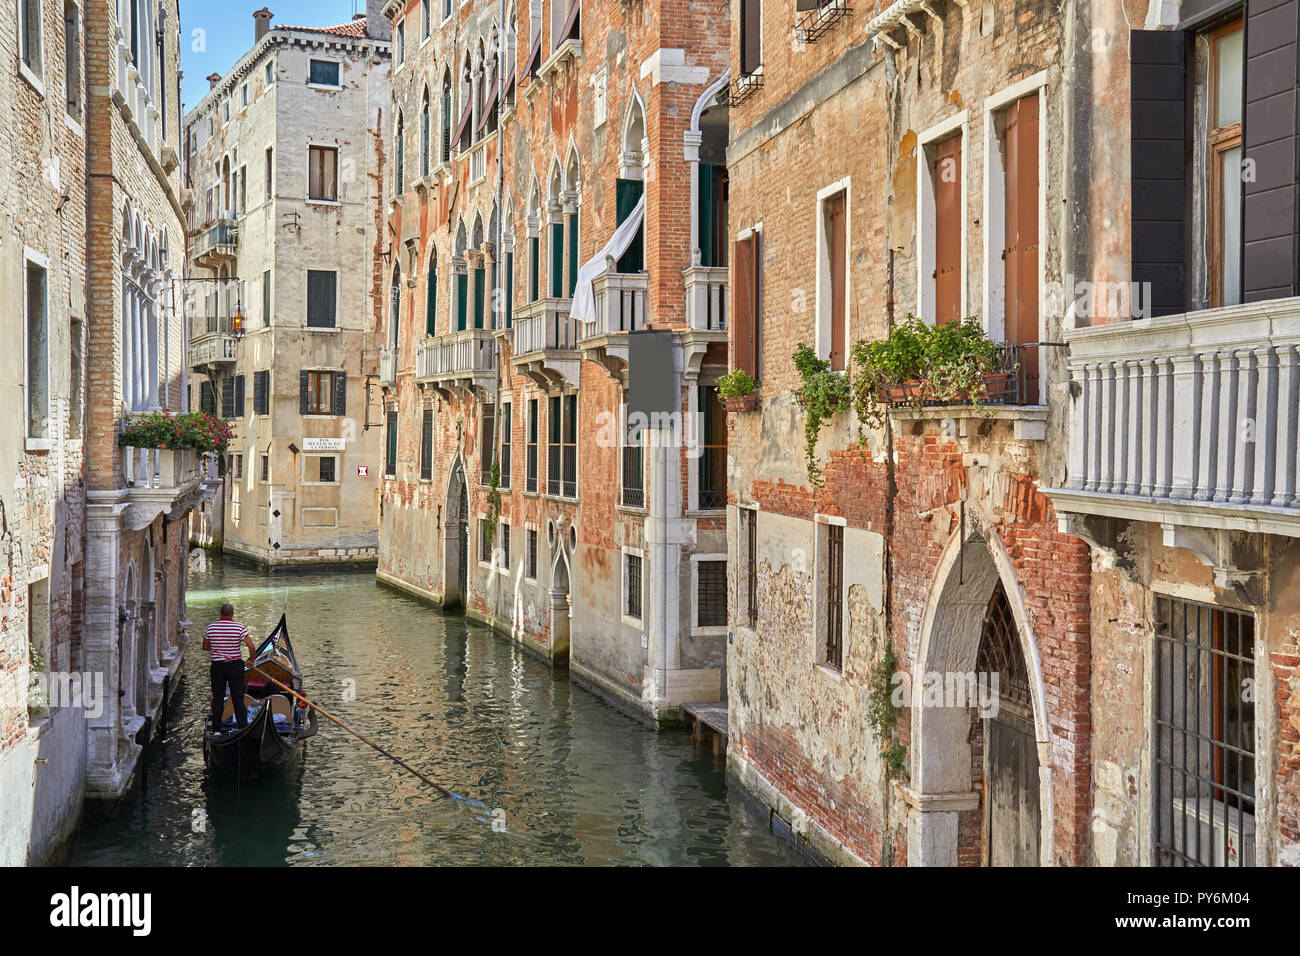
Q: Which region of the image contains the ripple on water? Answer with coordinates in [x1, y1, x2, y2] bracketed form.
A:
[66, 559, 805, 867]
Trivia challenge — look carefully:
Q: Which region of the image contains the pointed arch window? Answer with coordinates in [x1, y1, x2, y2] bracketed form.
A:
[426, 249, 439, 336]
[420, 89, 431, 178]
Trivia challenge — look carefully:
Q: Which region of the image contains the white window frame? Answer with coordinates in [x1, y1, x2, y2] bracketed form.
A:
[496, 522, 512, 576]
[17, 0, 45, 95]
[621, 544, 644, 626]
[690, 553, 729, 637]
[815, 177, 851, 365]
[812, 512, 847, 676]
[304, 269, 340, 331]
[301, 452, 341, 486]
[307, 57, 343, 91]
[23, 246, 51, 451]
[525, 523, 538, 580]
[266, 60, 274, 85]
[982, 72, 1049, 404]
[916, 110, 970, 325]
[306, 142, 341, 205]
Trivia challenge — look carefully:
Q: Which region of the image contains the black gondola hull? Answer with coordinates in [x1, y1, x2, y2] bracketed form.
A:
[202, 614, 314, 781]
[203, 704, 304, 780]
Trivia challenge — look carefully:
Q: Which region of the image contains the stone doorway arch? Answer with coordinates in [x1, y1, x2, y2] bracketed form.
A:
[444, 459, 469, 610]
[907, 512, 1052, 867]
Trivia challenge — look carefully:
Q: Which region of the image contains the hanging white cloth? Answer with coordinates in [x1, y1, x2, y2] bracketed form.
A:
[568, 194, 645, 326]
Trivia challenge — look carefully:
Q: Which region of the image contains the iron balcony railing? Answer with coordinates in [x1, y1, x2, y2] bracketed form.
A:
[191, 219, 238, 259]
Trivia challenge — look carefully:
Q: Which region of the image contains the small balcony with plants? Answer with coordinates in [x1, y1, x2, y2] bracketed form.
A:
[117, 410, 231, 530]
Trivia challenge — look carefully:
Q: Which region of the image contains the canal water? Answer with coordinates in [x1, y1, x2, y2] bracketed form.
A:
[67, 558, 803, 866]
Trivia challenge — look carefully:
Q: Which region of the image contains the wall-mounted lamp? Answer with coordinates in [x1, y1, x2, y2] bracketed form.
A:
[288, 442, 299, 455]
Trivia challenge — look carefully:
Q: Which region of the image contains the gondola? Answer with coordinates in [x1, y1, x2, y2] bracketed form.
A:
[203, 614, 318, 780]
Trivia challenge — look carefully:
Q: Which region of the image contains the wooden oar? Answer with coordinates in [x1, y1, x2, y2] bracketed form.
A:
[246, 664, 455, 799]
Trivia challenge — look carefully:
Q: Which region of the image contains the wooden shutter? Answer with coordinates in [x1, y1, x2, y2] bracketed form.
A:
[796, 0, 819, 9]
[234, 374, 246, 416]
[221, 377, 235, 418]
[299, 370, 309, 415]
[253, 370, 267, 415]
[934, 134, 962, 324]
[568, 212, 579, 297]
[740, 0, 761, 75]
[732, 235, 756, 378]
[426, 267, 438, 335]
[1130, 30, 1187, 318]
[826, 192, 847, 371]
[1004, 93, 1040, 398]
[1243, 0, 1300, 301]
[332, 371, 347, 416]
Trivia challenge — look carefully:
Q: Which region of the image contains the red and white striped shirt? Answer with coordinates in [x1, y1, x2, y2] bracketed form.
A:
[206, 618, 251, 661]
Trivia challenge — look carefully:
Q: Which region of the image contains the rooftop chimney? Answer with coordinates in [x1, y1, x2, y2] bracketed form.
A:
[253, 7, 273, 42]
[207, 72, 222, 89]
[366, 0, 392, 42]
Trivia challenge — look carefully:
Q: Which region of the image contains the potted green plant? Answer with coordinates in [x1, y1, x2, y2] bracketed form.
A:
[716, 368, 759, 412]
[793, 343, 850, 486]
[851, 316, 1009, 429]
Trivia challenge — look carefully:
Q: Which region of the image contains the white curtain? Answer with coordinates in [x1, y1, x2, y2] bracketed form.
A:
[569, 194, 645, 326]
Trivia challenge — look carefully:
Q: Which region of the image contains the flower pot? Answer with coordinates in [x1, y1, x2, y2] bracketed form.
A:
[721, 394, 759, 413]
[877, 381, 928, 405]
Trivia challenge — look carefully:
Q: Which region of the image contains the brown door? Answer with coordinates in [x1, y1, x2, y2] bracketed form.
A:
[978, 583, 1041, 866]
[1004, 93, 1040, 400]
[827, 192, 847, 370]
[934, 135, 962, 324]
[985, 713, 1041, 866]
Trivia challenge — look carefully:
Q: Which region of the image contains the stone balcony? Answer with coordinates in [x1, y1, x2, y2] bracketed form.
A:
[378, 347, 398, 387]
[683, 264, 728, 334]
[1044, 297, 1300, 581]
[188, 314, 239, 368]
[513, 297, 579, 389]
[579, 270, 648, 382]
[190, 218, 238, 268]
[416, 328, 497, 395]
[119, 445, 206, 532]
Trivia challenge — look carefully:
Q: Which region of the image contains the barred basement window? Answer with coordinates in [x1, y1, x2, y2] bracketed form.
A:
[479, 519, 490, 563]
[743, 507, 758, 627]
[481, 404, 496, 484]
[527, 528, 538, 579]
[498, 403, 512, 489]
[385, 410, 398, 476]
[1154, 597, 1256, 867]
[697, 560, 727, 628]
[823, 524, 844, 670]
[260, 454, 270, 482]
[621, 416, 644, 508]
[420, 407, 434, 480]
[316, 456, 336, 483]
[626, 553, 643, 620]
[501, 525, 511, 569]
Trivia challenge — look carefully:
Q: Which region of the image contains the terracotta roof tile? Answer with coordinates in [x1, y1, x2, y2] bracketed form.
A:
[276, 18, 370, 39]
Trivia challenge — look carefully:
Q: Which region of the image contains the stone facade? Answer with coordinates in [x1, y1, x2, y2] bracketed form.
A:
[0, 0, 89, 866]
[183, 10, 389, 567]
[724, 0, 1090, 866]
[2, 0, 204, 864]
[80, 0, 208, 802]
[376, 0, 731, 724]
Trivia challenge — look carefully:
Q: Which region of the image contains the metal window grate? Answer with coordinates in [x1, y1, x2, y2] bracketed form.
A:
[501, 525, 510, 569]
[1154, 597, 1256, 867]
[746, 508, 758, 627]
[626, 554, 643, 619]
[622, 443, 644, 507]
[825, 524, 843, 669]
[527, 529, 538, 579]
[697, 560, 727, 628]
[420, 408, 433, 481]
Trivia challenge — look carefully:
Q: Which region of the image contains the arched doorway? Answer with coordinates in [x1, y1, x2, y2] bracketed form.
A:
[976, 582, 1040, 866]
[549, 544, 571, 662]
[910, 523, 1050, 867]
[444, 461, 469, 610]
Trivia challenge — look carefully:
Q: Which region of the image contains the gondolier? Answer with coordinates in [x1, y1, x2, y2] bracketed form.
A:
[205, 603, 257, 731]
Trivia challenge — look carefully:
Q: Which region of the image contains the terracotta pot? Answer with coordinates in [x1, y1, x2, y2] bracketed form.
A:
[721, 394, 759, 413]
